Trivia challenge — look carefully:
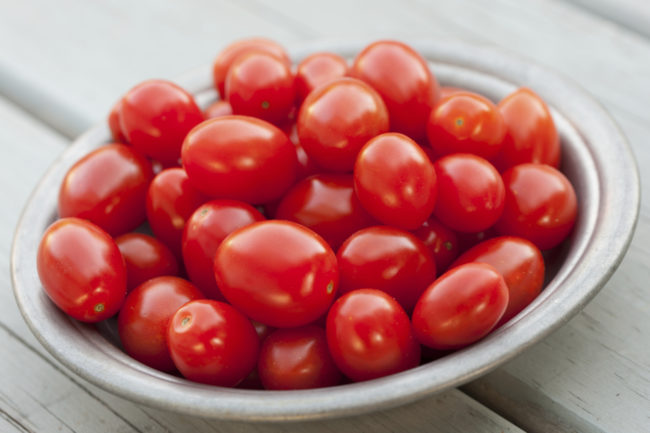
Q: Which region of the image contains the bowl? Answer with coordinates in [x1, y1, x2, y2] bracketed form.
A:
[10, 40, 640, 421]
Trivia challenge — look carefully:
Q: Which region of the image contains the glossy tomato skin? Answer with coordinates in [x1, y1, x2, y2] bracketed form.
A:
[213, 38, 290, 99]
[326, 289, 421, 382]
[37, 218, 126, 322]
[117, 276, 203, 372]
[167, 300, 259, 387]
[214, 220, 339, 328]
[295, 52, 348, 103]
[354, 133, 437, 230]
[495, 163, 577, 250]
[450, 236, 544, 326]
[433, 153, 505, 233]
[411, 216, 460, 273]
[350, 40, 439, 140]
[258, 325, 341, 390]
[115, 233, 179, 292]
[58, 144, 154, 236]
[412, 262, 509, 350]
[275, 174, 375, 250]
[337, 226, 436, 311]
[108, 100, 127, 143]
[494, 87, 560, 171]
[182, 116, 298, 204]
[146, 167, 208, 258]
[119, 80, 204, 165]
[182, 200, 265, 300]
[204, 100, 233, 119]
[426, 92, 506, 160]
[297, 77, 389, 172]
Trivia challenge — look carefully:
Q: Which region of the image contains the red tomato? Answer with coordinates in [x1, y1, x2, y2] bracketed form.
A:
[294, 138, 322, 180]
[212, 38, 290, 99]
[119, 80, 204, 165]
[295, 52, 348, 103]
[258, 326, 341, 390]
[146, 167, 208, 257]
[326, 289, 421, 382]
[411, 216, 460, 272]
[337, 226, 436, 311]
[117, 276, 203, 371]
[438, 86, 468, 99]
[297, 77, 389, 172]
[433, 153, 505, 233]
[450, 236, 544, 326]
[115, 233, 179, 292]
[182, 116, 298, 204]
[167, 300, 259, 386]
[494, 87, 560, 171]
[275, 174, 375, 250]
[182, 200, 265, 300]
[412, 262, 509, 350]
[37, 218, 126, 322]
[354, 133, 437, 229]
[426, 92, 506, 160]
[58, 144, 153, 236]
[214, 220, 338, 328]
[203, 100, 233, 119]
[226, 51, 296, 125]
[495, 163, 577, 250]
[350, 40, 439, 140]
[108, 99, 127, 143]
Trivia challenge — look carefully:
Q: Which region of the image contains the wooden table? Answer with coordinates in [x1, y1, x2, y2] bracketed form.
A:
[2, 1, 649, 431]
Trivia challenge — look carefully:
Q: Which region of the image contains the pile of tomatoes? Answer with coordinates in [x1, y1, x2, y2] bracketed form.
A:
[36, 38, 577, 390]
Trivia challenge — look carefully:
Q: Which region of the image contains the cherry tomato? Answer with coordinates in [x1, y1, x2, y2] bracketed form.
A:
[212, 38, 290, 99]
[204, 100, 233, 119]
[37, 218, 126, 322]
[258, 325, 341, 390]
[337, 226, 435, 311]
[108, 100, 127, 143]
[495, 163, 577, 250]
[214, 220, 338, 328]
[438, 86, 467, 99]
[493, 87, 560, 171]
[182, 200, 265, 300]
[182, 116, 298, 204]
[433, 153, 505, 233]
[167, 299, 259, 386]
[58, 144, 154, 236]
[354, 133, 437, 229]
[326, 289, 421, 382]
[411, 216, 459, 272]
[119, 80, 204, 165]
[146, 167, 208, 258]
[117, 276, 203, 371]
[115, 233, 179, 292]
[226, 51, 296, 125]
[297, 77, 389, 172]
[412, 262, 509, 350]
[275, 174, 375, 250]
[350, 40, 439, 140]
[450, 236, 544, 326]
[426, 92, 506, 160]
[295, 52, 348, 103]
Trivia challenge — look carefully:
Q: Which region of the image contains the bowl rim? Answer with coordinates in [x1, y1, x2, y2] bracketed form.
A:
[11, 39, 640, 421]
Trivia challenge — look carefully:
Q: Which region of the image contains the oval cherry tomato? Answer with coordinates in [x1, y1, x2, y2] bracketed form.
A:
[108, 100, 127, 143]
[337, 226, 436, 311]
[412, 262, 509, 350]
[117, 276, 203, 371]
[167, 299, 259, 386]
[182, 200, 265, 300]
[450, 236, 544, 326]
[182, 116, 298, 204]
[411, 216, 460, 272]
[350, 40, 439, 140]
[433, 153, 505, 233]
[204, 100, 233, 119]
[438, 86, 467, 99]
[58, 144, 154, 236]
[495, 163, 577, 250]
[115, 233, 179, 292]
[275, 174, 375, 250]
[326, 288, 421, 382]
[295, 52, 348, 103]
[297, 77, 389, 172]
[258, 325, 341, 390]
[37, 218, 126, 322]
[214, 220, 338, 328]
[119, 80, 204, 165]
[354, 132, 437, 229]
